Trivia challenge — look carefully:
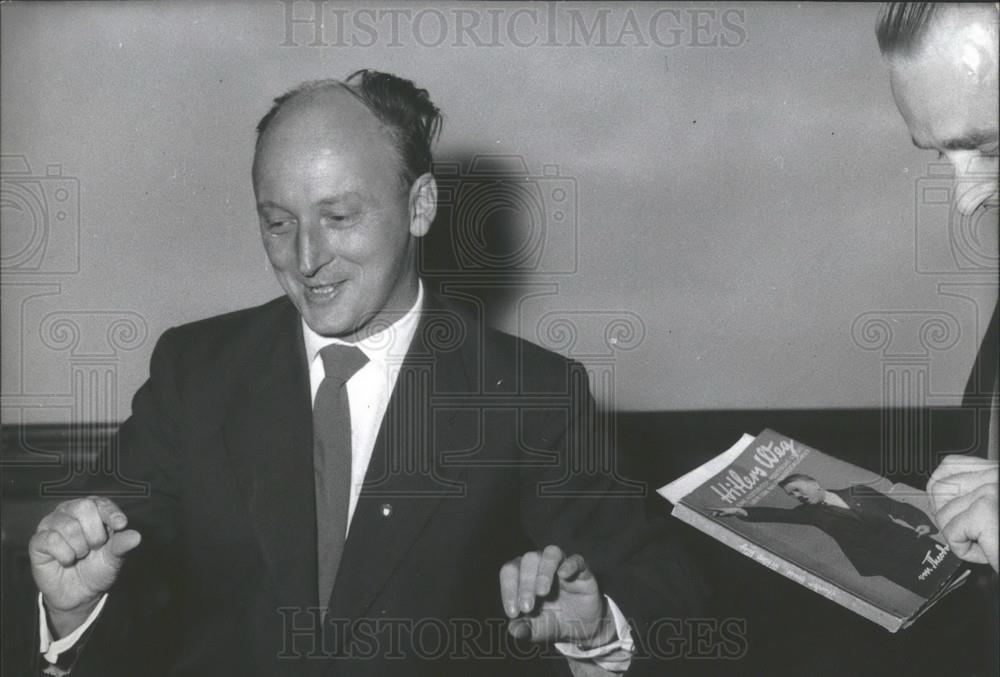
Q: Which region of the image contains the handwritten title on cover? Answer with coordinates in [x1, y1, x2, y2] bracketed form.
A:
[710, 438, 808, 505]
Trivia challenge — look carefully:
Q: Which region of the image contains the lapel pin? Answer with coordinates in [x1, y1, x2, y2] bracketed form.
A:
[380, 503, 393, 517]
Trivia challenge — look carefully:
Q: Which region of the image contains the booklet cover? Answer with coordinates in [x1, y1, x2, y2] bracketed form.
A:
[659, 430, 967, 632]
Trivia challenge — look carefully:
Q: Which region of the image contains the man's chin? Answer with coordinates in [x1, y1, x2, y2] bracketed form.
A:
[297, 303, 357, 339]
[303, 316, 358, 339]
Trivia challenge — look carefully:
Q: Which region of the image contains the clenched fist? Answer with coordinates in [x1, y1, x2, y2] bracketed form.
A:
[927, 456, 998, 573]
[29, 496, 141, 637]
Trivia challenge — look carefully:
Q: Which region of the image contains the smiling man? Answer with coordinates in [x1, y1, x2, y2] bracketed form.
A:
[876, 2, 998, 574]
[26, 71, 706, 676]
[252, 81, 433, 340]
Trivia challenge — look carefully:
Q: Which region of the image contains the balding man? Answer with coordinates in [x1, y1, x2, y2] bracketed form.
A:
[27, 71, 706, 676]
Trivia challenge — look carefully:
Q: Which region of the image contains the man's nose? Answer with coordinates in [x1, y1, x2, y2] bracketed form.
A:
[296, 222, 332, 276]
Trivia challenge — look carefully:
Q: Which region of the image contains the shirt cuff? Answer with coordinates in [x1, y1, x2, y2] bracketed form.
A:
[39, 593, 108, 664]
[554, 595, 634, 672]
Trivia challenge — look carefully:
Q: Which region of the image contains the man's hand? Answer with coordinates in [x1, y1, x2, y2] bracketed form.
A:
[927, 456, 998, 573]
[499, 545, 613, 647]
[711, 507, 747, 518]
[29, 497, 141, 637]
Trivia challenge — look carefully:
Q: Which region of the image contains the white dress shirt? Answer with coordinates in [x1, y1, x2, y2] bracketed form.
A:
[303, 284, 424, 533]
[304, 282, 633, 672]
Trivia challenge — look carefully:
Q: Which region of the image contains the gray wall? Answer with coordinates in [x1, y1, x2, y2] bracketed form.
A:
[2, 2, 997, 425]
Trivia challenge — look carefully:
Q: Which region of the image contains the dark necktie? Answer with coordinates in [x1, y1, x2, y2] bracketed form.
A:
[313, 344, 368, 612]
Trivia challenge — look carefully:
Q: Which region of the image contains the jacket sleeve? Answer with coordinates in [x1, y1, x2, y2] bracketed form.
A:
[517, 359, 712, 676]
[35, 328, 187, 677]
[859, 487, 937, 533]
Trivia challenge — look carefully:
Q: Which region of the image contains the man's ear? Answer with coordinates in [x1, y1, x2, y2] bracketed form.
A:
[408, 172, 437, 238]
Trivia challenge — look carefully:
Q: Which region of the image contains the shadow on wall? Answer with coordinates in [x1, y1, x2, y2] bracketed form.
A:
[419, 151, 576, 327]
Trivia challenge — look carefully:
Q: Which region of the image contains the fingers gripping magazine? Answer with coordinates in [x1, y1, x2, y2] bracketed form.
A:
[659, 430, 968, 632]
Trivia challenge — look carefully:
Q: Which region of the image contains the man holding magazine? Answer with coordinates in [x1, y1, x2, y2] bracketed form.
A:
[875, 2, 998, 574]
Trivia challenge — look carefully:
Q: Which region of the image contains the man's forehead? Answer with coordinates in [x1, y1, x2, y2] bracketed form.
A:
[258, 85, 394, 162]
[889, 49, 998, 145]
[918, 5, 999, 56]
[889, 6, 998, 82]
[260, 88, 383, 145]
[252, 87, 401, 186]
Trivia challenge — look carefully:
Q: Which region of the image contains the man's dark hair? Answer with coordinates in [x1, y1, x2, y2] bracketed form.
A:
[254, 69, 442, 186]
[778, 473, 817, 490]
[875, 2, 943, 57]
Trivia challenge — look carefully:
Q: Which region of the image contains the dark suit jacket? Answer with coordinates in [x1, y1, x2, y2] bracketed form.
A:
[963, 299, 998, 459]
[740, 485, 948, 594]
[35, 294, 707, 676]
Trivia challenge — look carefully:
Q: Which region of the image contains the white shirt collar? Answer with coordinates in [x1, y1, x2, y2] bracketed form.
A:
[302, 281, 424, 368]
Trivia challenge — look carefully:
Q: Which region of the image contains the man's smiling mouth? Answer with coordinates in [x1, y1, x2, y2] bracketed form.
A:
[305, 281, 345, 299]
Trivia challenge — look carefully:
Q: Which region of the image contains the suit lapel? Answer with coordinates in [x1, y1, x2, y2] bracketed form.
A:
[222, 301, 319, 611]
[328, 297, 475, 620]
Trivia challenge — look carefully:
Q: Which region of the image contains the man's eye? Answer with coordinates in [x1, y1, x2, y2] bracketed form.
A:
[323, 212, 356, 227]
[266, 219, 295, 233]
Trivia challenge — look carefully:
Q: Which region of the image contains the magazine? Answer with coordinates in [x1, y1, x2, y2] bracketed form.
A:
[659, 429, 968, 632]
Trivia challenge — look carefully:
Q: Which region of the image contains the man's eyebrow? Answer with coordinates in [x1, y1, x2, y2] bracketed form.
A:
[256, 200, 288, 211]
[316, 192, 368, 206]
[256, 192, 369, 210]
